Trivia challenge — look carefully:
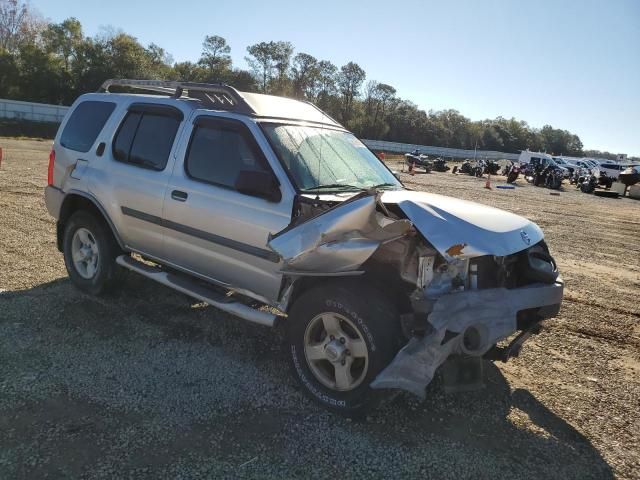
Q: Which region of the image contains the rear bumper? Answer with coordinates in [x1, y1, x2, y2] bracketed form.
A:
[44, 185, 64, 220]
[371, 278, 564, 397]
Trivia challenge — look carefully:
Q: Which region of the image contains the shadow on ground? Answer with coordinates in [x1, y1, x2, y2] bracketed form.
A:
[0, 276, 614, 479]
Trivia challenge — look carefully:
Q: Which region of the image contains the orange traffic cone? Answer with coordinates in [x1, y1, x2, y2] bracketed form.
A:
[485, 174, 492, 189]
[410, 161, 416, 176]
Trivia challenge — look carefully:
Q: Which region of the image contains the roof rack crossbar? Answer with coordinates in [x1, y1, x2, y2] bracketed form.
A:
[99, 79, 255, 115]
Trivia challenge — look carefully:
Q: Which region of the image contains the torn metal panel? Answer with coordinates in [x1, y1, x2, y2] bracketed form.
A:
[381, 190, 544, 260]
[371, 278, 564, 398]
[280, 237, 380, 272]
[268, 192, 412, 273]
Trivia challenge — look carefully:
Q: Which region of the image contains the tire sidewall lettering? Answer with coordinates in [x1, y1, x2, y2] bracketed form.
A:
[291, 345, 346, 407]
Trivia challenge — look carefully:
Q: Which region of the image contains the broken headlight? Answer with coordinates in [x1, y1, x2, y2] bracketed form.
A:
[521, 246, 558, 284]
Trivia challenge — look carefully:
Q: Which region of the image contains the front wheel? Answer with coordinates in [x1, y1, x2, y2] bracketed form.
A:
[287, 280, 401, 416]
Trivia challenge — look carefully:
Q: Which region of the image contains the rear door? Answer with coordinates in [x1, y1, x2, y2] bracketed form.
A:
[90, 102, 186, 258]
[161, 114, 295, 302]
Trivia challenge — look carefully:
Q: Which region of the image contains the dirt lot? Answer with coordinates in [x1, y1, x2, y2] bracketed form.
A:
[1, 138, 639, 479]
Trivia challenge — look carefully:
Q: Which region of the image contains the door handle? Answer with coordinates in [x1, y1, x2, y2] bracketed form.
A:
[171, 190, 188, 201]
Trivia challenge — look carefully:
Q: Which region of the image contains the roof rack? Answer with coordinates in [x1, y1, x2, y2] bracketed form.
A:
[98, 79, 344, 128]
[99, 79, 255, 115]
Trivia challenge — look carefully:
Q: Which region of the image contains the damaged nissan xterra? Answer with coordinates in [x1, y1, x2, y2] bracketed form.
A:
[45, 80, 564, 415]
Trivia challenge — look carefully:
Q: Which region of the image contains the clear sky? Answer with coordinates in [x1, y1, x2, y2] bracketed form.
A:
[34, 0, 640, 155]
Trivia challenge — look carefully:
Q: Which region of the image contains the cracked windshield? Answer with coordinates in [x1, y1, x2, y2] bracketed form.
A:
[263, 124, 401, 191]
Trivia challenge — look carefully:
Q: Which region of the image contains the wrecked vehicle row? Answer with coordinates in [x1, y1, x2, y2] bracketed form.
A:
[45, 79, 564, 416]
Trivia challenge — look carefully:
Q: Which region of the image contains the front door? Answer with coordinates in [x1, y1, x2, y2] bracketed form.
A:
[161, 115, 294, 303]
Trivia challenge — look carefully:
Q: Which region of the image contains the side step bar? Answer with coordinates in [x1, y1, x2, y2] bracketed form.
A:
[116, 255, 277, 327]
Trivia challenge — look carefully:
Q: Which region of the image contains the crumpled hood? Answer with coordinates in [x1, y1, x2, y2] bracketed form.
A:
[268, 192, 412, 273]
[382, 190, 543, 259]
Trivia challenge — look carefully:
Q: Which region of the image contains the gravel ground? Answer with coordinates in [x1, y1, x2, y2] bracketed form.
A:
[1, 139, 639, 479]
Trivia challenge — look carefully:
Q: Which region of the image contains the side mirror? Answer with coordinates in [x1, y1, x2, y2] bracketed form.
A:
[235, 170, 281, 202]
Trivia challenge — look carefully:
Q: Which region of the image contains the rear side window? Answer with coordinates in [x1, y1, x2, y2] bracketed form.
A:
[185, 118, 268, 188]
[113, 112, 141, 161]
[112, 106, 181, 171]
[60, 101, 116, 152]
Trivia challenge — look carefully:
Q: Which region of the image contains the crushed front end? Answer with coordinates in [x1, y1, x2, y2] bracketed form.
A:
[268, 189, 564, 399]
[371, 244, 563, 397]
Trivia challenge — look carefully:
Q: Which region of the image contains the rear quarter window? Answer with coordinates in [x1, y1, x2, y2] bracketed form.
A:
[112, 107, 181, 171]
[60, 101, 116, 152]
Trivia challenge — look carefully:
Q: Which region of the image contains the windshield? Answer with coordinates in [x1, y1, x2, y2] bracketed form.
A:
[262, 124, 402, 192]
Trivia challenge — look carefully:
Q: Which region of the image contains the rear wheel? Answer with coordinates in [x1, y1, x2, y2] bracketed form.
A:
[287, 280, 401, 416]
[63, 210, 122, 295]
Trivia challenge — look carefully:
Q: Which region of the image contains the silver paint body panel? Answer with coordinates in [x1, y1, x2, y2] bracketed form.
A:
[47, 92, 549, 307]
[381, 190, 543, 260]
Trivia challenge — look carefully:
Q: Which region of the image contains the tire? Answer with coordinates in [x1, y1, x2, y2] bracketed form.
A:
[534, 174, 543, 186]
[580, 182, 595, 194]
[63, 210, 122, 295]
[287, 280, 401, 416]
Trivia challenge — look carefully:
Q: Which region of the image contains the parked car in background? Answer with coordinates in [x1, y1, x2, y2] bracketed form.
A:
[518, 151, 554, 166]
[565, 158, 596, 175]
[583, 159, 600, 169]
[594, 161, 625, 179]
[551, 157, 575, 177]
[520, 152, 570, 178]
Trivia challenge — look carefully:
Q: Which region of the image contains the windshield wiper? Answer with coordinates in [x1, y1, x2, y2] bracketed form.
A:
[301, 182, 400, 193]
[369, 182, 398, 190]
[301, 183, 365, 192]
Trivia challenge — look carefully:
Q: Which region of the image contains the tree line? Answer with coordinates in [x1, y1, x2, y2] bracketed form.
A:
[0, 0, 622, 158]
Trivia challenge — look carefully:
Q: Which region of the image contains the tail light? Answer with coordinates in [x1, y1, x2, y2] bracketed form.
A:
[47, 148, 55, 185]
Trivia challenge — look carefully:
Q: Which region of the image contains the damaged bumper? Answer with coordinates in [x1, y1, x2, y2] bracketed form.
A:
[371, 277, 564, 398]
[266, 187, 564, 399]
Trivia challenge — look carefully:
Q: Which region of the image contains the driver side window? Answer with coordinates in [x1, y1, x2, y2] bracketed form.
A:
[185, 118, 269, 189]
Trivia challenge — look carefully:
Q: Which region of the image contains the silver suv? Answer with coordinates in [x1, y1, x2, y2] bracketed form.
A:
[45, 79, 564, 415]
